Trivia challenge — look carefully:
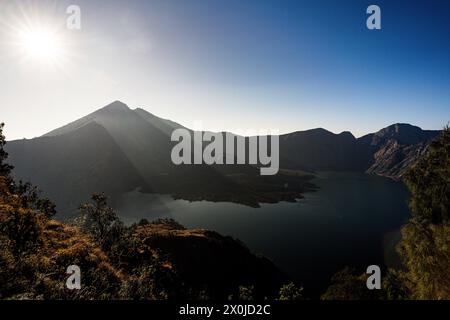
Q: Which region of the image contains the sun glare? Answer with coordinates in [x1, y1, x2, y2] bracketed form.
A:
[18, 27, 63, 63]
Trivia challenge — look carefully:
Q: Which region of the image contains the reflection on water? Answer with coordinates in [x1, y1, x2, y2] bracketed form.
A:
[115, 172, 411, 293]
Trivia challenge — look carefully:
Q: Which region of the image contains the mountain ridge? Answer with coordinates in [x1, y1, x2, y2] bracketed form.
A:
[5, 101, 443, 216]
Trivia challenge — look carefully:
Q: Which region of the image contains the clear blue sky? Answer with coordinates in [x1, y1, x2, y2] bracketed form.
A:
[1, 0, 449, 139]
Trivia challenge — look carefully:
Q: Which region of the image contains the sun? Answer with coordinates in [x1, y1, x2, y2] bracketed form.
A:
[18, 27, 63, 63]
[1, 4, 73, 71]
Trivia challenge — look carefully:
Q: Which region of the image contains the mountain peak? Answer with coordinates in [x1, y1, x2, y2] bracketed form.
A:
[43, 101, 131, 137]
[381, 123, 421, 132]
[339, 131, 356, 140]
[376, 123, 423, 137]
[101, 100, 130, 111]
[370, 123, 439, 145]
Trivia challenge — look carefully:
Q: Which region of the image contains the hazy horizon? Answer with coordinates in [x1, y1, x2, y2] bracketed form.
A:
[4, 99, 445, 142]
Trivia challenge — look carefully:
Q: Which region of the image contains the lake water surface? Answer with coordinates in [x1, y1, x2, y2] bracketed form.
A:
[115, 172, 411, 294]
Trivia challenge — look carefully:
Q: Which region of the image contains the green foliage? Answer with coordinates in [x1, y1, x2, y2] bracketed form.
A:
[0, 123, 13, 181]
[0, 187, 122, 299]
[278, 282, 303, 300]
[235, 285, 255, 301]
[395, 127, 450, 299]
[1, 206, 42, 256]
[14, 181, 56, 218]
[119, 263, 180, 300]
[321, 267, 381, 300]
[405, 126, 450, 224]
[76, 193, 124, 251]
[397, 220, 450, 299]
[382, 269, 409, 300]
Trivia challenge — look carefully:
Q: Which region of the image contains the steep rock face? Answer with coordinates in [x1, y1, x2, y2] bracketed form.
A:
[360, 123, 439, 146]
[359, 124, 441, 179]
[366, 140, 431, 179]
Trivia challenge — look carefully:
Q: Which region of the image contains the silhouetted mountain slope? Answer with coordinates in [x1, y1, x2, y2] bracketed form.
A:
[47, 101, 174, 180]
[7, 102, 313, 215]
[279, 128, 368, 171]
[6, 101, 442, 216]
[134, 107, 186, 136]
[43, 101, 249, 195]
[7, 121, 148, 216]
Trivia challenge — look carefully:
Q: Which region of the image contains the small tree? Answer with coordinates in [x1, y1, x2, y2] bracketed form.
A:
[278, 282, 303, 300]
[0, 123, 14, 186]
[77, 193, 124, 250]
[13, 181, 56, 218]
[237, 285, 255, 300]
